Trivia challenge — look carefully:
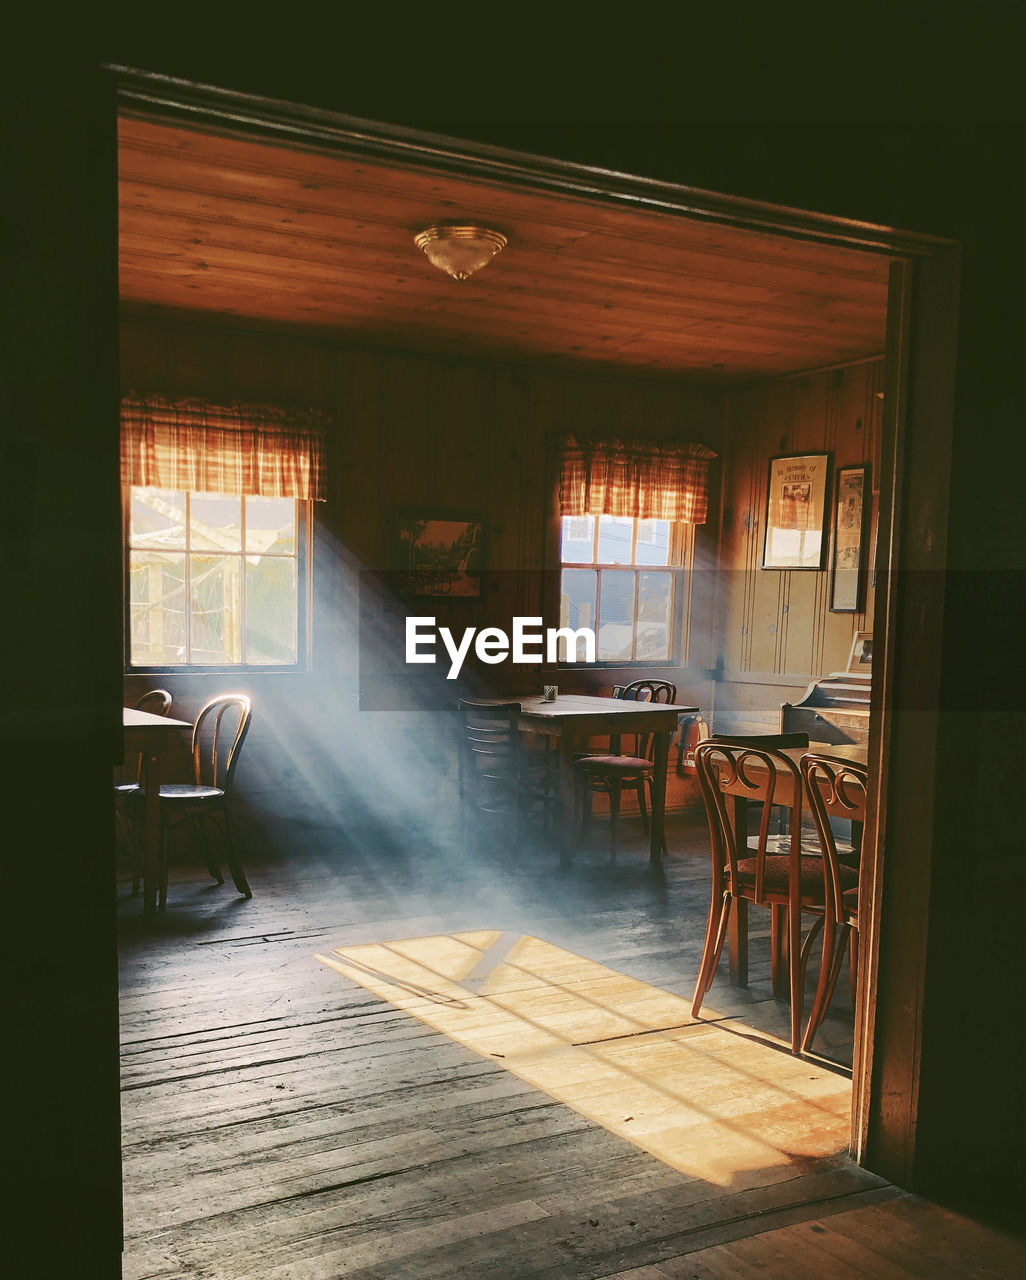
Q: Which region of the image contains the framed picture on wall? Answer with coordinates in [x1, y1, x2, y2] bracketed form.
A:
[762, 452, 831, 569]
[846, 630, 873, 674]
[395, 510, 486, 598]
[829, 463, 871, 611]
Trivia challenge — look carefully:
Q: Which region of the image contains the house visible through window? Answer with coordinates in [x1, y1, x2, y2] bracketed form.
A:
[128, 488, 304, 667]
[560, 514, 684, 662]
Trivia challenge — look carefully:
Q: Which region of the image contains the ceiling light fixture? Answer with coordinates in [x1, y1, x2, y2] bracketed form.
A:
[414, 224, 508, 281]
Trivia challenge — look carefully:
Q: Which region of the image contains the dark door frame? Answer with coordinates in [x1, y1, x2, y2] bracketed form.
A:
[107, 63, 962, 1189]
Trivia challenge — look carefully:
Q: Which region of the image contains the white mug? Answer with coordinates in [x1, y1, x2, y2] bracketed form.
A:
[543, 685, 558, 702]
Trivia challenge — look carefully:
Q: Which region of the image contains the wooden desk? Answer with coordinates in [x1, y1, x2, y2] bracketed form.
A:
[715, 740, 868, 990]
[511, 695, 699, 867]
[123, 707, 191, 915]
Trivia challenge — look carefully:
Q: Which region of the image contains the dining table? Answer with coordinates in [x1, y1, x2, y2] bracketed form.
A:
[122, 706, 192, 915]
[509, 694, 699, 867]
[714, 740, 868, 992]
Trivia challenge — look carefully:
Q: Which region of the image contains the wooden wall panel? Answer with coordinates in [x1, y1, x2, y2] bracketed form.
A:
[713, 360, 883, 734]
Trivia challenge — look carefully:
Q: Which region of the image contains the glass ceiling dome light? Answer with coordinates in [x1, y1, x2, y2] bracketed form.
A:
[414, 224, 508, 281]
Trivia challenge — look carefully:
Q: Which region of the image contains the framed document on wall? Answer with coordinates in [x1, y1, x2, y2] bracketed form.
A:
[762, 452, 831, 570]
[830, 464, 870, 611]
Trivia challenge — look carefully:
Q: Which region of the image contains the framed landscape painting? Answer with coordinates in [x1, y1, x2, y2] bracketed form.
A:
[396, 511, 485, 598]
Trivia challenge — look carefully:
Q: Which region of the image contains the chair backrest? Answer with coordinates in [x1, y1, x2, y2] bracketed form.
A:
[134, 688, 173, 717]
[191, 694, 253, 794]
[801, 754, 869, 922]
[123, 689, 174, 783]
[610, 679, 678, 758]
[693, 737, 804, 905]
[457, 700, 521, 816]
[616, 679, 677, 704]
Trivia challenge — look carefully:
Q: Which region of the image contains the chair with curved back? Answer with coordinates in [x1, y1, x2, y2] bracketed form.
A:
[799, 753, 868, 1054]
[130, 693, 253, 908]
[574, 679, 677, 860]
[115, 689, 173, 895]
[690, 732, 854, 1053]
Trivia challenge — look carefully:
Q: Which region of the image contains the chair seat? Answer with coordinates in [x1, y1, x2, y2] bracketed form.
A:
[114, 781, 140, 795]
[843, 886, 860, 915]
[733, 854, 859, 896]
[576, 755, 654, 775]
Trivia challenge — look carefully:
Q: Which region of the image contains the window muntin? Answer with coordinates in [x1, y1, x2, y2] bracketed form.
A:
[128, 487, 303, 668]
[559, 515, 681, 663]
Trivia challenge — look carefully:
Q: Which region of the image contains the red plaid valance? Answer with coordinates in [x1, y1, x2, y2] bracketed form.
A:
[121, 393, 328, 501]
[559, 435, 716, 524]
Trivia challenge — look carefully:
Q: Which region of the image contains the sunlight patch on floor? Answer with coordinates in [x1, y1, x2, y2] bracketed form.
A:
[316, 931, 851, 1187]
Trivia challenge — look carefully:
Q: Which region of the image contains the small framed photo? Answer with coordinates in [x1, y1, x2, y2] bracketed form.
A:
[395, 511, 485, 598]
[762, 452, 831, 570]
[846, 630, 873, 674]
[830, 463, 871, 612]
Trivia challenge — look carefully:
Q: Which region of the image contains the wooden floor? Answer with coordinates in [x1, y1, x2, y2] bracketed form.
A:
[117, 810, 1025, 1278]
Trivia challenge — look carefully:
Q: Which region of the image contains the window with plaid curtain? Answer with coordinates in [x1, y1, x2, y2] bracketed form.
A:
[558, 434, 716, 524]
[121, 393, 327, 669]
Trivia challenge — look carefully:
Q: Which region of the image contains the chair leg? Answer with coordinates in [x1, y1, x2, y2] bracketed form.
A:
[636, 780, 650, 834]
[608, 782, 621, 861]
[801, 919, 849, 1055]
[158, 816, 169, 911]
[692, 891, 733, 1017]
[788, 903, 804, 1054]
[221, 809, 252, 898]
[194, 814, 224, 884]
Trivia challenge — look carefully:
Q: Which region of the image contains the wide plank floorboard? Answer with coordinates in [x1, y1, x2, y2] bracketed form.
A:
[118, 814, 1023, 1277]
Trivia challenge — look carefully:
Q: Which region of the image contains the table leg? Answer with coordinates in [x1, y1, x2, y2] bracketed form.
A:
[557, 735, 577, 869]
[727, 794, 748, 987]
[141, 751, 160, 916]
[649, 730, 669, 866]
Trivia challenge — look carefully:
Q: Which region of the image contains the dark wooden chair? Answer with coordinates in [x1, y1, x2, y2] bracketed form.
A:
[115, 689, 173, 895]
[457, 699, 552, 855]
[129, 693, 253, 908]
[574, 679, 677, 860]
[799, 753, 868, 1054]
[690, 732, 854, 1053]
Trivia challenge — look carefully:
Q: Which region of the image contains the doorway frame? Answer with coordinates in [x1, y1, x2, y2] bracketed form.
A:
[107, 63, 961, 1187]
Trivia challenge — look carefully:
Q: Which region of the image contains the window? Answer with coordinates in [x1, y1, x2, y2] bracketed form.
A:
[121, 392, 326, 671]
[128, 488, 306, 668]
[559, 514, 684, 662]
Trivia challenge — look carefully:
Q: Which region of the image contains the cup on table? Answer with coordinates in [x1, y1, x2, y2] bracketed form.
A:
[543, 685, 558, 702]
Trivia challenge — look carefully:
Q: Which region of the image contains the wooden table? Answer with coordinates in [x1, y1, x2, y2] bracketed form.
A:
[123, 707, 192, 915]
[715, 740, 868, 990]
[511, 695, 699, 867]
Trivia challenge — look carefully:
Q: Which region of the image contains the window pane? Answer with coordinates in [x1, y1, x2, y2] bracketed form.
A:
[560, 568, 596, 660]
[190, 493, 242, 552]
[596, 569, 636, 660]
[246, 557, 298, 664]
[560, 515, 594, 564]
[636, 571, 673, 661]
[190, 555, 242, 664]
[129, 551, 186, 665]
[246, 496, 295, 555]
[130, 488, 186, 550]
[634, 519, 671, 566]
[595, 515, 634, 565]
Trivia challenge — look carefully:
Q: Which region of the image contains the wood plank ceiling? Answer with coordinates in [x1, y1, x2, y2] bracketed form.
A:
[118, 115, 891, 384]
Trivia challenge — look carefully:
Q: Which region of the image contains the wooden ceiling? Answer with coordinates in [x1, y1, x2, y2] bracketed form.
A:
[118, 116, 891, 384]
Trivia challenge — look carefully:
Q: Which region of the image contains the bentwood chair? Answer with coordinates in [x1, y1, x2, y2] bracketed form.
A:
[457, 699, 553, 857]
[574, 679, 677, 860]
[115, 689, 173, 895]
[799, 753, 868, 1054]
[690, 732, 855, 1054]
[129, 694, 253, 908]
